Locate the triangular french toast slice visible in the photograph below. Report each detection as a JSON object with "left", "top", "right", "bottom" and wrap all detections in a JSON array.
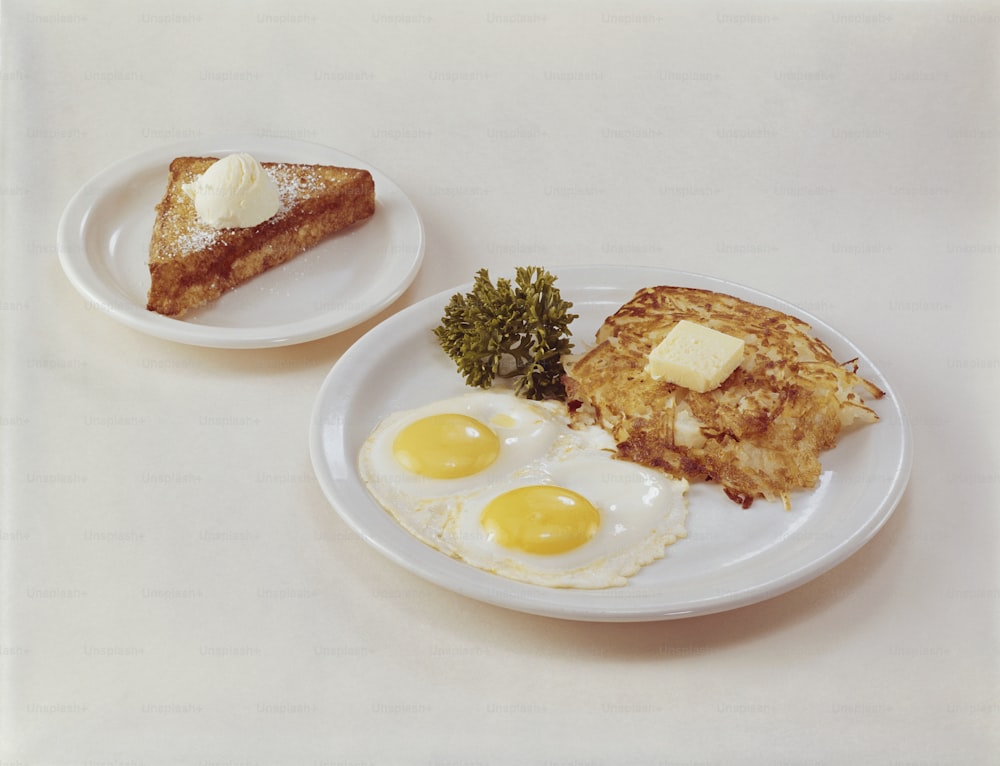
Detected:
[{"left": 147, "top": 156, "right": 375, "bottom": 317}]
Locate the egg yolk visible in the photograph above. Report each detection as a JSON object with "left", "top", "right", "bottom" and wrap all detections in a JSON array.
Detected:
[
  {"left": 392, "top": 414, "right": 501, "bottom": 479},
  {"left": 480, "top": 485, "right": 600, "bottom": 555}
]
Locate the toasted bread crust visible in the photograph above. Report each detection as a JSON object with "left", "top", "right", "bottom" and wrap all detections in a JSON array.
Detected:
[
  {"left": 147, "top": 156, "right": 375, "bottom": 316},
  {"left": 565, "top": 286, "right": 884, "bottom": 508}
]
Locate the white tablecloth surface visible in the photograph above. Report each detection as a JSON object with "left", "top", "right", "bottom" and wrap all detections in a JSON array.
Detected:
[{"left": 2, "top": 1, "right": 998, "bottom": 763}]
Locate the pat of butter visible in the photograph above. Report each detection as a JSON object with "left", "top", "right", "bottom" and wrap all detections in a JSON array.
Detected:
[{"left": 646, "top": 320, "right": 745, "bottom": 393}]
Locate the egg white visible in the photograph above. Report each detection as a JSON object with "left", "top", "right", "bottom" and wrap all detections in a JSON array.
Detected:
[
  {"left": 358, "top": 391, "right": 569, "bottom": 548},
  {"left": 439, "top": 437, "right": 689, "bottom": 589},
  {"left": 358, "top": 390, "right": 689, "bottom": 589}
]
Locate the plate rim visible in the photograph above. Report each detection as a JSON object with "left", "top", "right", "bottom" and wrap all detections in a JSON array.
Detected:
[
  {"left": 309, "top": 264, "right": 913, "bottom": 622},
  {"left": 56, "top": 134, "right": 425, "bottom": 348}
]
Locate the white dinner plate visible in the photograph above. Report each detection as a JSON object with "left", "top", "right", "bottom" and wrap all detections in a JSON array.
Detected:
[
  {"left": 309, "top": 266, "right": 911, "bottom": 622},
  {"left": 57, "top": 135, "right": 424, "bottom": 348}
]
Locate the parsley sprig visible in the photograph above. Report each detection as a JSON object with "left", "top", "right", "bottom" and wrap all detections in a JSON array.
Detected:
[{"left": 433, "top": 267, "right": 577, "bottom": 400}]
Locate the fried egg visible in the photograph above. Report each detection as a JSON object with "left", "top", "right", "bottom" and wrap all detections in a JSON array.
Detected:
[
  {"left": 359, "top": 391, "right": 566, "bottom": 506},
  {"left": 358, "top": 390, "right": 688, "bottom": 589}
]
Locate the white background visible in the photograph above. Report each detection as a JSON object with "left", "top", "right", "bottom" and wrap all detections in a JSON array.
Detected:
[{"left": 2, "top": 1, "right": 998, "bottom": 763}]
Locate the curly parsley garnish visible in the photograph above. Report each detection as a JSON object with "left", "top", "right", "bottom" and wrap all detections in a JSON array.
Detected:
[{"left": 433, "top": 267, "right": 577, "bottom": 400}]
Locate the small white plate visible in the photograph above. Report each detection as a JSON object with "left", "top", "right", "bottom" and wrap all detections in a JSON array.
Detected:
[
  {"left": 309, "top": 266, "right": 912, "bottom": 622},
  {"left": 57, "top": 135, "right": 424, "bottom": 348}
]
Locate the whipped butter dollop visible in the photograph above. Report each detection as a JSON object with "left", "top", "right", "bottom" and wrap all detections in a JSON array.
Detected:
[{"left": 182, "top": 153, "right": 280, "bottom": 229}]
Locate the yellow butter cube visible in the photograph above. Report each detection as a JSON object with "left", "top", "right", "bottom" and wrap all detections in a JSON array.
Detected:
[{"left": 646, "top": 320, "right": 745, "bottom": 393}]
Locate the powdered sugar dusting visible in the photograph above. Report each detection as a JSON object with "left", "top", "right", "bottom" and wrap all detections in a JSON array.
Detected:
[
  {"left": 157, "top": 163, "right": 336, "bottom": 260},
  {"left": 270, "top": 163, "right": 330, "bottom": 207},
  {"left": 172, "top": 222, "right": 222, "bottom": 257}
]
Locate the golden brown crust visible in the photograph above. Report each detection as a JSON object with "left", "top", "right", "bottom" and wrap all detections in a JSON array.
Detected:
[
  {"left": 146, "top": 156, "right": 375, "bottom": 316},
  {"left": 564, "top": 286, "right": 884, "bottom": 508}
]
